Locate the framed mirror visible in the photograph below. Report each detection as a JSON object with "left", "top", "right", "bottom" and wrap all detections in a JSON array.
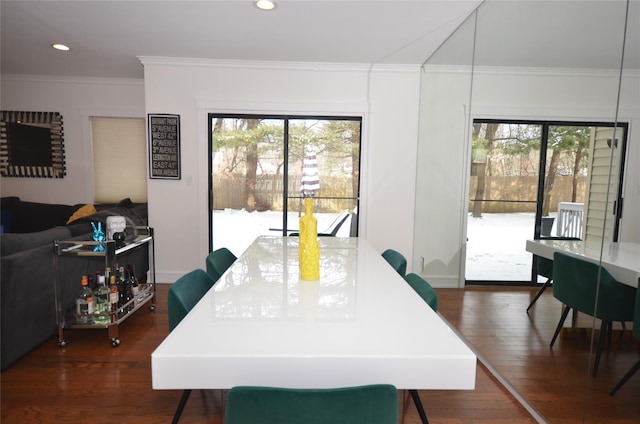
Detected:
[{"left": 0, "top": 111, "right": 66, "bottom": 178}]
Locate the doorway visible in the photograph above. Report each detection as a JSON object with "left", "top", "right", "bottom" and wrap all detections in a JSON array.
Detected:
[
  {"left": 465, "top": 120, "right": 627, "bottom": 284},
  {"left": 208, "top": 114, "right": 362, "bottom": 256}
]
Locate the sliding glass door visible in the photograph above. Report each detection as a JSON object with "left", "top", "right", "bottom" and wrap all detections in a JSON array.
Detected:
[
  {"left": 466, "top": 120, "right": 627, "bottom": 283},
  {"left": 209, "top": 114, "right": 361, "bottom": 256}
]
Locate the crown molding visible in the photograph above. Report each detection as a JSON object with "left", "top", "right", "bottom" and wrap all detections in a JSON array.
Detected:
[
  {"left": 422, "top": 64, "right": 640, "bottom": 78},
  {"left": 1, "top": 74, "right": 144, "bottom": 85},
  {"left": 137, "top": 56, "right": 420, "bottom": 73}
]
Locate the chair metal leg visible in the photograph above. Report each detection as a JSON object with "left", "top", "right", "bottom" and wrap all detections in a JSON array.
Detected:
[
  {"left": 550, "top": 305, "right": 571, "bottom": 348},
  {"left": 409, "top": 389, "right": 429, "bottom": 424},
  {"left": 593, "top": 320, "right": 608, "bottom": 378},
  {"left": 610, "top": 358, "right": 640, "bottom": 395},
  {"left": 526, "top": 278, "right": 552, "bottom": 312},
  {"left": 172, "top": 389, "right": 192, "bottom": 424}
]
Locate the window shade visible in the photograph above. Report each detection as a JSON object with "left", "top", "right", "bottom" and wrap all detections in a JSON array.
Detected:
[{"left": 91, "top": 117, "right": 147, "bottom": 203}]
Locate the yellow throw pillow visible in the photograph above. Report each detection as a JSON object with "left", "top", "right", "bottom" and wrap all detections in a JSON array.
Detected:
[{"left": 66, "top": 204, "right": 97, "bottom": 224}]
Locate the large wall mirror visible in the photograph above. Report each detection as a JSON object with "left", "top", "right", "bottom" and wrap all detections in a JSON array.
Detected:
[{"left": 415, "top": 0, "right": 638, "bottom": 421}]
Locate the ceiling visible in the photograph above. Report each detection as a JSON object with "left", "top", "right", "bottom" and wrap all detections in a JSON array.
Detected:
[
  {"left": 2, "top": 1, "right": 637, "bottom": 81},
  {"left": 0, "top": 0, "right": 482, "bottom": 80}
]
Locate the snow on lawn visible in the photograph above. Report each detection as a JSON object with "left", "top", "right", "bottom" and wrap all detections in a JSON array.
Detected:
[
  {"left": 212, "top": 208, "right": 351, "bottom": 257},
  {"left": 214, "top": 208, "right": 547, "bottom": 282}
]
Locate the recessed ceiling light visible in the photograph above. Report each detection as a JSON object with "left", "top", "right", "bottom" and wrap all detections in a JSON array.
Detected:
[
  {"left": 52, "top": 43, "right": 71, "bottom": 51},
  {"left": 255, "top": 1, "right": 276, "bottom": 11}
]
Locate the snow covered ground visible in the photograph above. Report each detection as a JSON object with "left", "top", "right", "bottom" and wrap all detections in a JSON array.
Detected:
[
  {"left": 213, "top": 209, "right": 549, "bottom": 282},
  {"left": 212, "top": 208, "right": 353, "bottom": 257}
]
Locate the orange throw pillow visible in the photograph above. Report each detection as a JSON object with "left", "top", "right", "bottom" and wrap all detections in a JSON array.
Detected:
[{"left": 66, "top": 204, "right": 97, "bottom": 224}]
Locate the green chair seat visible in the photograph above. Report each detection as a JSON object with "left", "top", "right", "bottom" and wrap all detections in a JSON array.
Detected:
[
  {"left": 610, "top": 277, "right": 640, "bottom": 395},
  {"left": 167, "top": 268, "right": 217, "bottom": 422},
  {"left": 225, "top": 385, "right": 398, "bottom": 424},
  {"left": 550, "top": 252, "right": 636, "bottom": 378}
]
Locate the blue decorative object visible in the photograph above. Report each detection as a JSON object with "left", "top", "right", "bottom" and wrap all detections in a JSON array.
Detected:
[{"left": 91, "top": 222, "right": 106, "bottom": 252}]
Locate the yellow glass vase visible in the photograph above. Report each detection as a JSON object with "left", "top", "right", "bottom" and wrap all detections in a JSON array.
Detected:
[{"left": 299, "top": 198, "right": 320, "bottom": 280}]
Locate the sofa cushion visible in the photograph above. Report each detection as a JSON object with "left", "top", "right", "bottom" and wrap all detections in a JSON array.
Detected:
[
  {"left": 0, "top": 226, "right": 71, "bottom": 257},
  {"left": 11, "top": 201, "right": 74, "bottom": 233}
]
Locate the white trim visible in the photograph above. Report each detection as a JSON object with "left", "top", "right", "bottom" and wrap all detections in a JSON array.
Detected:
[
  {"left": 471, "top": 106, "right": 633, "bottom": 123},
  {"left": 196, "top": 99, "right": 368, "bottom": 117},
  {"left": 195, "top": 99, "right": 370, "bottom": 263},
  {"left": 0, "top": 74, "right": 143, "bottom": 86},
  {"left": 421, "top": 275, "right": 461, "bottom": 289},
  {"left": 422, "top": 64, "right": 640, "bottom": 78},
  {"left": 139, "top": 56, "right": 419, "bottom": 73}
]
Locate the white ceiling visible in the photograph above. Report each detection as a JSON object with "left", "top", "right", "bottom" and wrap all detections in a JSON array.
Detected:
[
  {"left": 1, "top": 1, "right": 637, "bottom": 81},
  {"left": 0, "top": 0, "right": 482, "bottom": 79}
]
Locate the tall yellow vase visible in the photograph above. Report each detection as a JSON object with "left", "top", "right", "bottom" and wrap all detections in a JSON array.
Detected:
[{"left": 299, "top": 198, "right": 320, "bottom": 280}]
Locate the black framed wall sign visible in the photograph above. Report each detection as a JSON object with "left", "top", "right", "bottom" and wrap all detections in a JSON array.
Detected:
[
  {"left": 0, "top": 111, "right": 66, "bottom": 178},
  {"left": 148, "top": 113, "right": 181, "bottom": 179}
]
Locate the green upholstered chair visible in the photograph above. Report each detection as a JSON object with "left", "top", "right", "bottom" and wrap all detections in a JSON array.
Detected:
[
  {"left": 550, "top": 252, "right": 636, "bottom": 378},
  {"left": 381, "top": 249, "right": 407, "bottom": 277},
  {"left": 403, "top": 272, "right": 438, "bottom": 424},
  {"left": 167, "top": 269, "right": 217, "bottom": 423},
  {"left": 205, "top": 247, "right": 237, "bottom": 281},
  {"left": 610, "top": 278, "right": 640, "bottom": 395},
  {"left": 527, "top": 236, "right": 580, "bottom": 312},
  {"left": 404, "top": 273, "right": 438, "bottom": 313},
  {"left": 224, "top": 385, "right": 398, "bottom": 424}
]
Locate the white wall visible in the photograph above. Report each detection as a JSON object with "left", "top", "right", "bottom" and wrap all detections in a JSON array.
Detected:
[
  {"left": 414, "top": 66, "right": 640, "bottom": 287},
  {"left": 141, "top": 59, "right": 421, "bottom": 283},
  {"left": 1, "top": 65, "right": 421, "bottom": 284},
  {"left": 0, "top": 75, "right": 145, "bottom": 205}
]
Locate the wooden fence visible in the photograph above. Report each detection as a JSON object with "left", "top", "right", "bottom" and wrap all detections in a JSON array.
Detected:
[
  {"left": 214, "top": 173, "right": 585, "bottom": 214},
  {"left": 468, "top": 175, "right": 586, "bottom": 213},
  {"left": 212, "top": 173, "right": 356, "bottom": 213}
]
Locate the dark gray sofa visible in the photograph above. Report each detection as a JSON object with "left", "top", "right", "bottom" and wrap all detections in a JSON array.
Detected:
[{"left": 0, "top": 197, "right": 149, "bottom": 371}]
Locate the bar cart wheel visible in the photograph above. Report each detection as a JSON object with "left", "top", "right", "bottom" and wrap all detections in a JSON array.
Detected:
[
  {"left": 150, "top": 304, "right": 156, "bottom": 311},
  {"left": 58, "top": 339, "right": 69, "bottom": 347},
  {"left": 111, "top": 338, "right": 121, "bottom": 347}
]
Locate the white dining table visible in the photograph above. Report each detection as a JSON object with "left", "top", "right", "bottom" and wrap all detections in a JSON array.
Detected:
[
  {"left": 526, "top": 239, "right": 640, "bottom": 288},
  {"left": 152, "top": 236, "right": 476, "bottom": 391}
]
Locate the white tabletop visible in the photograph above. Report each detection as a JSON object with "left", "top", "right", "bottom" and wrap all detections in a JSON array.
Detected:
[
  {"left": 152, "top": 236, "right": 476, "bottom": 391},
  {"left": 526, "top": 239, "right": 640, "bottom": 288}
]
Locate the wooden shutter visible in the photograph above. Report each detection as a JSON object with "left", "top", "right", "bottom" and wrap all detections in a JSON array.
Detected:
[{"left": 582, "top": 126, "right": 623, "bottom": 244}]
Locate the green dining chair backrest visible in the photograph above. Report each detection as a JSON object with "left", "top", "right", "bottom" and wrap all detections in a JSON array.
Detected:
[
  {"left": 404, "top": 273, "right": 438, "bottom": 312},
  {"left": 225, "top": 385, "right": 398, "bottom": 424},
  {"left": 552, "top": 252, "right": 635, "bottom": 322},
  {"left": 168, "top": 269, "right": 216, "bottom": 332},
  {"left": 206, "top": 247, "right": 237, "bottom": 280},
  {"left": 536, "top": 237, "right": 580, "bottom": 279},
  {"left": 381, "top": 249, "right": 407, "bottom": 277}
]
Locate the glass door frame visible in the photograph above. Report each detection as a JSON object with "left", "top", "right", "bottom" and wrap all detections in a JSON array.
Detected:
[
  {"left": 207, "top": 113, "right": 363, "bottom": 253},
  {"left": 466, "top": 118, "right": 629, "bottom": 285}
]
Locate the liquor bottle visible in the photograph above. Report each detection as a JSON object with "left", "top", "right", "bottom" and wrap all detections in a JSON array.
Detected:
[
  {"left": 109, "top": 275, "right": 119, "bottom": 318},
  {"left": 76, "top": 276, "right": 95, "bottom": 324},
  {"left": 128, "top": 264, "right": 140, "bottom": 305},
  {"left": 117, "top": 266, "right": 131, "bottom": 315},
  {"left": 93, "top": 271, "right": 110, "bottom": 325}
]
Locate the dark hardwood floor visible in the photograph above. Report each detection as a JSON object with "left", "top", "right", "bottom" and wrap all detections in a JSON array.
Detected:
[{"left": 1, "top": 284, "right": 638, "bottom": 423}]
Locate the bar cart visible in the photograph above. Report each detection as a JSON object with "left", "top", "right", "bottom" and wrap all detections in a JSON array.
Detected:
[{"left": 53, "top": 226, "right": 155, "bottom": 347}]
